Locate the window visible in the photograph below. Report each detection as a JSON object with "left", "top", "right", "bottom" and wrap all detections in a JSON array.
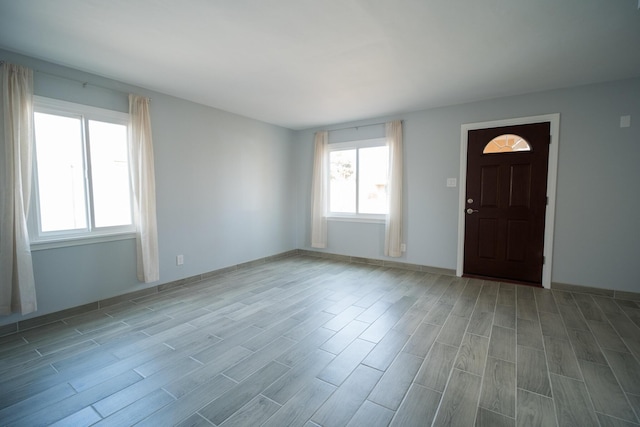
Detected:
[
  {"left": 30, "top": 97, "right": 134, "bottom": 244},
  {"left": 483, "top": 134, "right": 531, "bottom": 154},
  {"left": 329, "top": 138, "right": 389, "bottom": 218}
]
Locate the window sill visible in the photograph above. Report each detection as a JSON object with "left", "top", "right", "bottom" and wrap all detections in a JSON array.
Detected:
[
  {"left": 327, "top": 215, "right": 386, "bottom": 224},
  {"left": 31, "top": 232, "right": 136, "bottom": 251}
]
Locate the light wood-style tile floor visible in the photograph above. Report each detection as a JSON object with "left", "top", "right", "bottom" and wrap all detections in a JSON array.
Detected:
[{"left": 1, "top": 255, "right": 640, "bottom": 426}]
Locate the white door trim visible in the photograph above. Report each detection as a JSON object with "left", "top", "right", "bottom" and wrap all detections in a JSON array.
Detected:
[{"left": 456, "top": 114, "right": 560, "bottom": 288}]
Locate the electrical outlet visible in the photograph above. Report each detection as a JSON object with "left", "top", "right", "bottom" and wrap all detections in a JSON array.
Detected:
[
  {"left": 176, "top": 254, "right": 184, "bottom": 265},
  {"left": 400, "top": 243, "right": 406, "bottom": 252}
]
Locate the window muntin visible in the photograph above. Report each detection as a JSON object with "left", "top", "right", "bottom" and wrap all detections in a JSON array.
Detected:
[
  {"left": 483, "top": 134, "right": 531, "bottom": 154},
  {"left": 328, "top": 138, "right": 388, "bottom": 218},
  {"left": 31, "top": 97, "right": 134, "bottom": 243}
]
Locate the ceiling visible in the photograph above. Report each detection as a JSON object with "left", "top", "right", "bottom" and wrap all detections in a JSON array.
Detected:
[{"left": 1, "top": 0, "right": 639, "bottom": 130}]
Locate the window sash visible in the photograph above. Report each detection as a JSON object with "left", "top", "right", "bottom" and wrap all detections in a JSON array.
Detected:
[
  {"left": 30, "top": 97, "right": 134, "bottom": 244},
  {"left": 33, "top": 111, "right": 89, "bottom": 233}
]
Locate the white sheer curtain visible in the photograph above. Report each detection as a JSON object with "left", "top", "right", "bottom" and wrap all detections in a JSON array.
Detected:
[
  {"left": 0, "top": 62, "right": 37, "bottom": 315},
  {"left": 385, "top": 120, "right": 403, "bottom": 257},
  {"left": 129, "top": 94, "right": 160, "bottom": 283},
  {"left": 310, "top": 130, "right": 328, "bottom": 248}
]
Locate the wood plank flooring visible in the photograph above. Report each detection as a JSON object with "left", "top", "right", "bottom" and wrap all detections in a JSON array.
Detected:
[{"left": 1, "top": 255, "right": 640, "bottom": 426}]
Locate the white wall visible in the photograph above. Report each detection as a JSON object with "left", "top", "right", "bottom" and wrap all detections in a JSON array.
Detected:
[
  {"left": 0, "top": 50, "right": 297, "bottom": 326},
  {"left": 295, "top": 78, "right": 640, "bottom": 293}
]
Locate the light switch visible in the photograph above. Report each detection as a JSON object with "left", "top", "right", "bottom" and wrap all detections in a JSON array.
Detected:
[
  {"left": 620, "top": 115, "right": 631, "bottom": 128},
  {"left": 446, "top": 178, "right": 457, "bottom": 187}
]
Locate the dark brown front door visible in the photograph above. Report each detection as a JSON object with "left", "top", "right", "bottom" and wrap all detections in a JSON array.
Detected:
[{"left": 463, "top": 122, "right": 550, "bottom": 285}]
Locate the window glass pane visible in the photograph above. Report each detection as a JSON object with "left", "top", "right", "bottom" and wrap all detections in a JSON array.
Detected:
[
  {"left": 88, "top": 120, "right": 132, "bottom": 228},
  {"left": 330, "top": 149, "right": 356, "bottom": 213},
  {"left": 483, "top": 134, "right": 531, "bottom": 153},
  {"left": 34, "top": 112, "right": 87, "bottom": 232},
  {"left": 358, "top": 146, "right": 389, "bottom": 214}
]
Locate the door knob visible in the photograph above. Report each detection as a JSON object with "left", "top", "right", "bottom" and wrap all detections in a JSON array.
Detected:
[{"left": 466, "top": 208, "right": 479, "bottom": 214}]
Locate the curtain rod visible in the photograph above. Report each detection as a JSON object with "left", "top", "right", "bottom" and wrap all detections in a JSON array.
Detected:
[
  {"left": 36, "top": 69, "right": 134, "bottom": 98},
  {"left": 1, "top": 59, "right": 149, "bottom": 100},
  {"left": 327, "top": 120, "right": 403, "bottom": 133}
]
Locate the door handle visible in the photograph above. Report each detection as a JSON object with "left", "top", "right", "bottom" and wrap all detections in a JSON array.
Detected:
[{"left": 466, "top": 208, "right": 479, "bottom": 214}]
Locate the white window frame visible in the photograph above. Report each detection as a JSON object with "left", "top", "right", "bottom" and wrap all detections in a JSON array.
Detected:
[
  {"left": 29, "top": 96, "right": 135, "bottom": 249},
  {"left": 327, "top": 137, "right": 388, "bottom": 223}
]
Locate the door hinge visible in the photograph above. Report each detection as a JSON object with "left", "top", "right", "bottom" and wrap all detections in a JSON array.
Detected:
[
  {"left": 543, "top": 256, "right": 546, "bottom": 265},
  {"left": 546, "top": 196, "right": 549, "bottom": 205},
  {"left": 549, "top": 135, "right": 552, "bottom": 144}
]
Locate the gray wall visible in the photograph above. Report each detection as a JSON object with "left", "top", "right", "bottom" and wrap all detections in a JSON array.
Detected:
[
  {"left": 1, "top": 48, "right": 638, "bottom": 327},
  {"left": 295, "top": 78, "right": 640, "bottom": 293},
  {"left": 0, "top": 50, "right": 297, "bottom": 326}
]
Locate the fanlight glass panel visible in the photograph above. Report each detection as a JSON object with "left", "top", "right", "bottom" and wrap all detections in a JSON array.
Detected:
[{"left": 483, "top": 134, "right": 531, "bottom": 154}]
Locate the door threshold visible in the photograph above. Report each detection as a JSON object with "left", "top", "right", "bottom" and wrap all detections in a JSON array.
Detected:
[{"left": 462, "top": 273, "right": 542, "bottom": 288}]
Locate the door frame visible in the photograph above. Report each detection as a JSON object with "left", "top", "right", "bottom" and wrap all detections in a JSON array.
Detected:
[{"left": 456, "top": 114, "right": 560, "bottom": 288}]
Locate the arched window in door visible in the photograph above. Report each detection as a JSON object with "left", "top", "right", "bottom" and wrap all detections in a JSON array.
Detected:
[{"left": 483, "top": 134, "right": 531, "bottom": 154}]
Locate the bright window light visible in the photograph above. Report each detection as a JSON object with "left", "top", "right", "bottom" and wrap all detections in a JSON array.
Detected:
[
  {"left": 88, "top": 120, "right": 132, "bottom": 228},
  {"left": 34, "top": 112, "right": 87, "bottom": 232},
  {"left": 358, "top": 146, "right": 388, "bottom": 214},
  {"left": 31, "top": 97, "right": 134, "bottom": 243},
  {"left": 329, "top": 149, "right": 356, "bottom": 213},
  {"left": 329, "top": 139, "right": 389, "bottom": 217}
]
